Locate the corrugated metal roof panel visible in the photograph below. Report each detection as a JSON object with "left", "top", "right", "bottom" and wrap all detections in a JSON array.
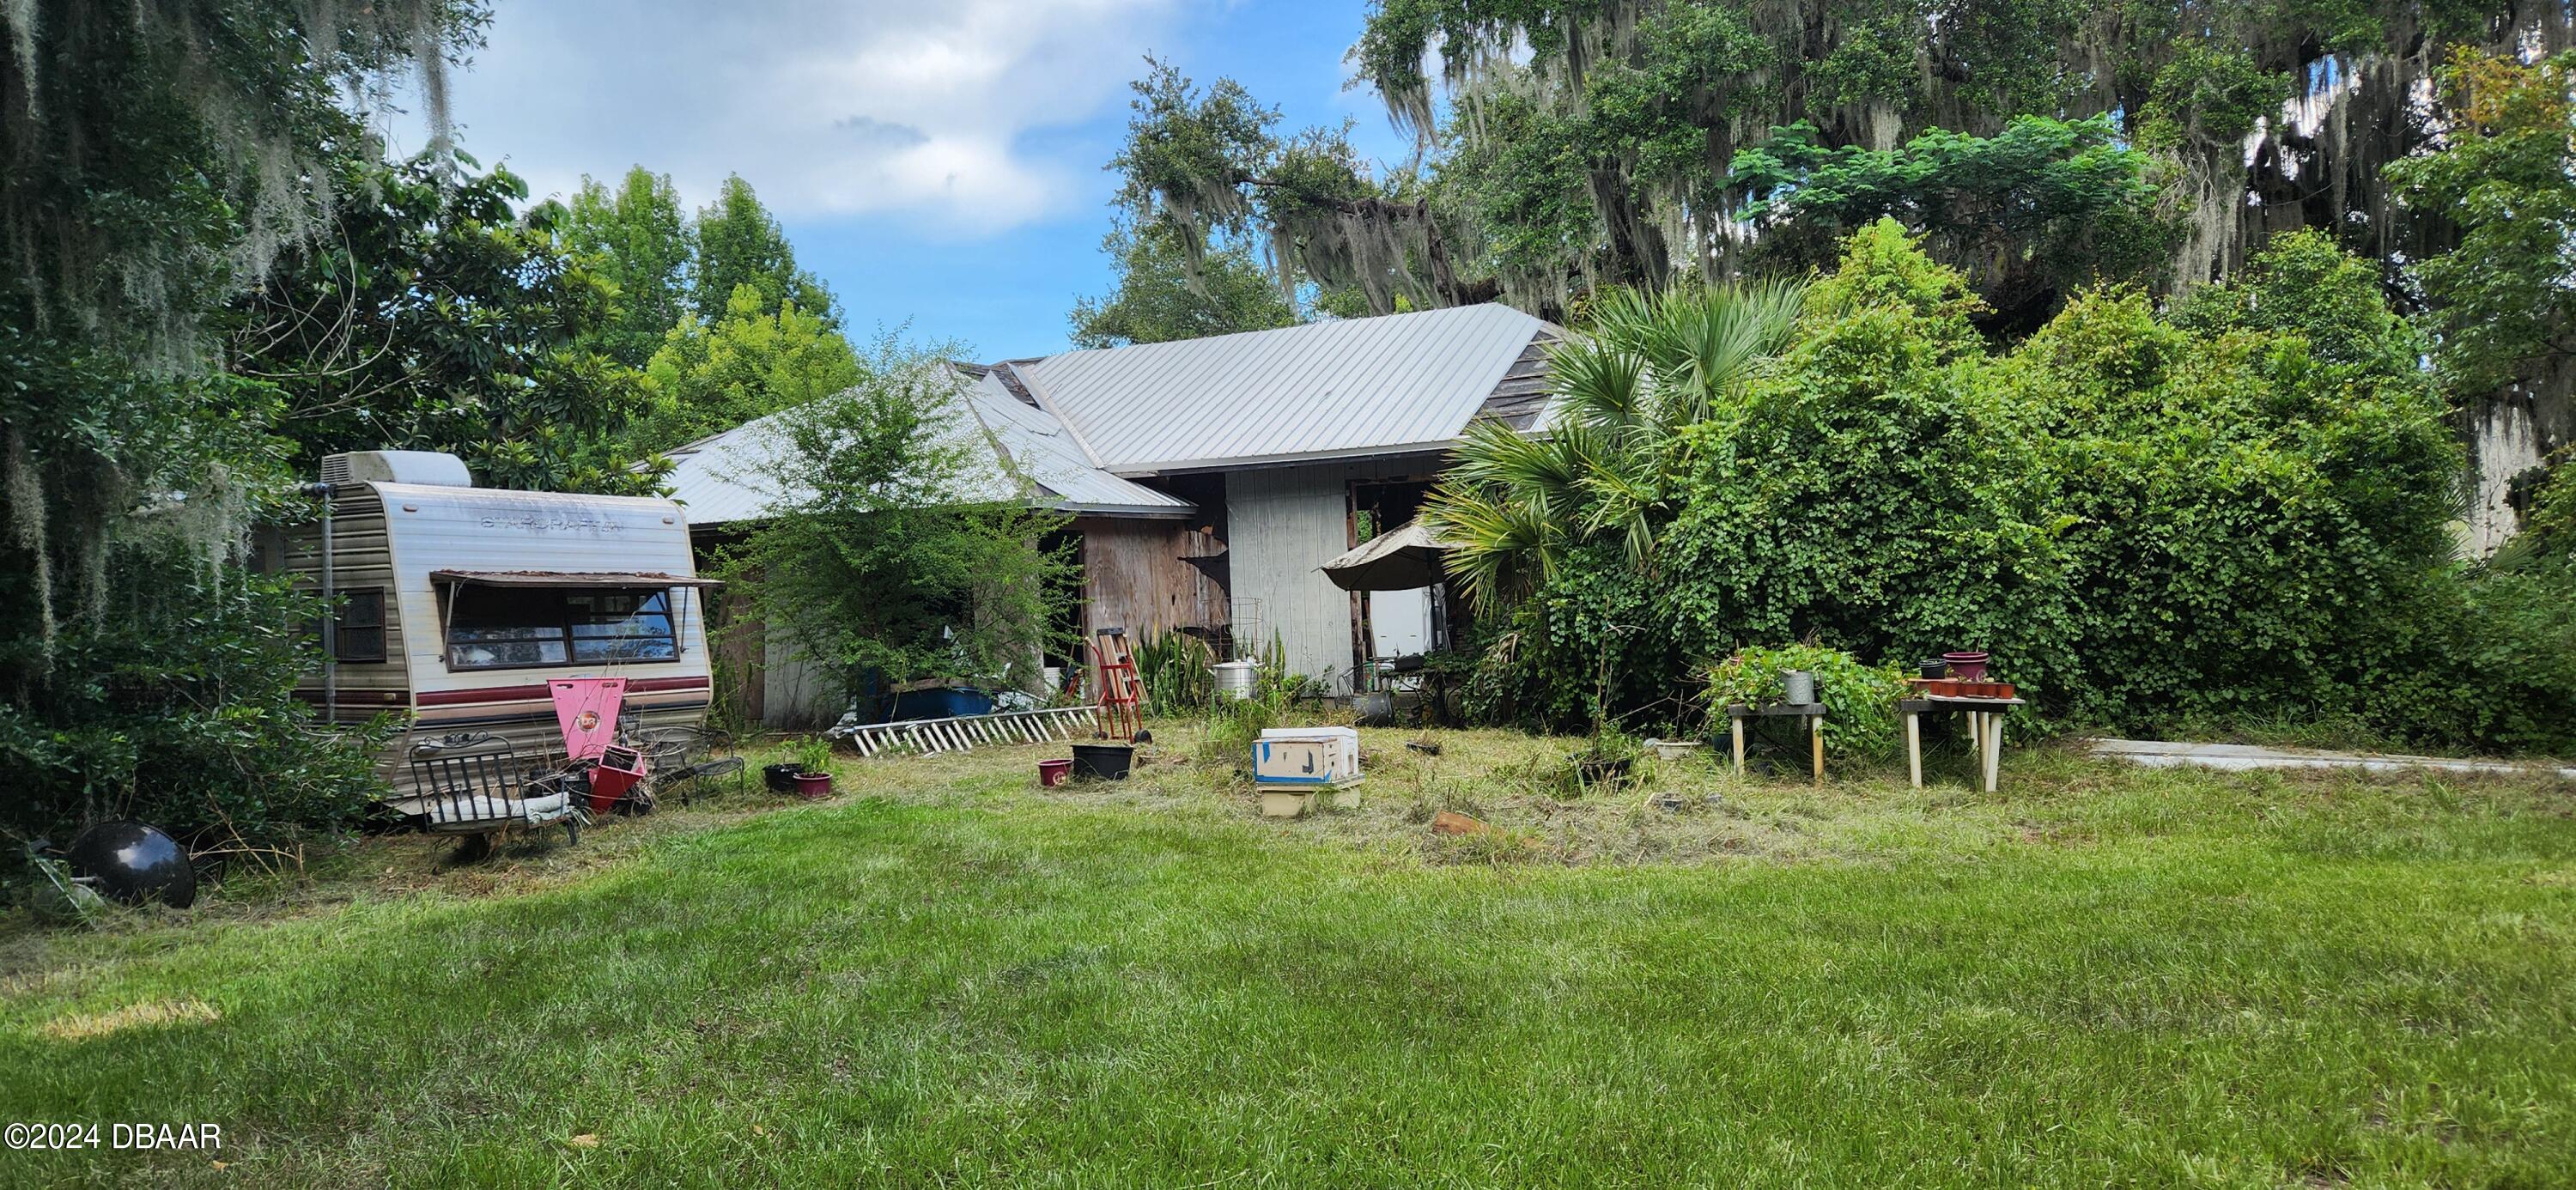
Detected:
[
  {"left": 1018, "top": 303, "right": 1556, "bottom": 473},
  {"left": 661, "top": 373, "right": 1192, "bottom": 527}
]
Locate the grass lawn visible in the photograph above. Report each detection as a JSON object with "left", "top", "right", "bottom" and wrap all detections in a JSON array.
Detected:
[{"left": 3, "top": 724, "right": 2573, "bottom": 1187}]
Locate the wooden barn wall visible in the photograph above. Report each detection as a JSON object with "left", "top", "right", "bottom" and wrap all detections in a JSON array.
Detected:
[
  {"left": 1224, "top": 456, "right": 1439, "bottom": 693},
  {"left": 1077, "top": 516, "right": 1227, "bottom": 645}
]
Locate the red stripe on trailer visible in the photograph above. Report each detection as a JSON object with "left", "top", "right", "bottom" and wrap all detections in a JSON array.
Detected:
[{"left": 416, "top": 676, "right": 712, "bottom": 707}]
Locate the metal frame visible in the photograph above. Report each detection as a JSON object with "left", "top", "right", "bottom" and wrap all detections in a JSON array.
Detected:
[
  {"left": 829, "top": 707, "right": 1100, "bottom": 757},
  {"left": 400, "top": 732, "right": 586, "bottom": 841}
]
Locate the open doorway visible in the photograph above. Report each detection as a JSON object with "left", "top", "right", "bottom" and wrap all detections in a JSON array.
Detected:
[{"left": 1348, "top": 477, "right": 1452, "bottom": 675}]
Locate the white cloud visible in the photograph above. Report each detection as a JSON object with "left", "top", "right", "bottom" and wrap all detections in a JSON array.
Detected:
[{"left": 396, "top": 0, "right": 1185, "bottom": 234}]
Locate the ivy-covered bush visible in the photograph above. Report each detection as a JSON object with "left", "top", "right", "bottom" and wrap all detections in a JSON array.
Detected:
[
  {"left": 2002, "top": 232, "right": 2461, "bottom": 733},
  {"left": 1454, "top": 221, "right": 2576, "bottom": 754},
  {"left": 1659, "top": 226, "right": 2079, "bottom": 711}
]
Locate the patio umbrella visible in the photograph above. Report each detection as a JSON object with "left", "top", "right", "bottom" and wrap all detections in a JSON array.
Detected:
[{"left": 1322, "top": 517, "right": 1449, "bottom": 592}]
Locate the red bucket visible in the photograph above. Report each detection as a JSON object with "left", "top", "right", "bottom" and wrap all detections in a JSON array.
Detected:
[
  {"left": 1038, "top": 758, "right": 1073, "bottom": 787},
  {"left": 586, "top": 745, "right": 647, "bottom": 813}
]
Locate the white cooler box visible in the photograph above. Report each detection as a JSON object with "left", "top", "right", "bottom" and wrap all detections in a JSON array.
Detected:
[{"left": 1253, "top": 727, "right": 1363, "bottom": 786}]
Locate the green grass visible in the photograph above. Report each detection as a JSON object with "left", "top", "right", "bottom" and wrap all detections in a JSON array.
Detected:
[{"left": 3, "top": 726, "right": 2573, "bottom": 1187}]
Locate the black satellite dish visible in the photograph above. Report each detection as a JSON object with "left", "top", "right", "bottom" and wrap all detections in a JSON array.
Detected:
[{"left": 66, "top": 820, "right": 198, "bottom": 909}]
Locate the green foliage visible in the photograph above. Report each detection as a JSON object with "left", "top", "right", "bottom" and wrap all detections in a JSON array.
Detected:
[
  {"left": 1732, "top": 117, "right": 2175, "bottom": 326},
  {"left": 2, "top": 0, "right": 467, "bottom": 847},
  {"left": 1704, "top": 645, "right": 1908, "bottom": 762},
  {"left": 635, "top": 286, "right": 864, "bottom": 453},
  {"left": 1069, "top": 222, "right": 1299, "bottom": 349},
  {"left": 1134, "top": 631, "right": 1217, "bottom": 713},
  {"left": 1352, "top": 0, "right": 2518, "bottom": 322},
  {"left": 1426, "top": 277, "right": 1806, "bottom": 610},
  {"left": 0, "top": 541, "right": 395, "bottom": 851},
  {"left": 2516, "top": 461, "right": 2576, "bottom": 564},
  {"left": 691, "top": 174, "right": 835, "bottom": 325},
  {"left": 1454, "top": 222, "right": 2561, "bottom": 751},
  {"left": 562, "top": 167, "right": 696, "bottom": 368},
  {"left": 714, "top": 337, "right": 1074, "bottom": 713},
  {"left": 2138, "top": 46, "right": 2293, "bottom": 150},
  {"left": 1199, "top": 659, "right": 1309, "bottom": 766},
  {"left": 1109, "top": 57, "right": 1486, "bottom": 315},
  {"left": 2386, "top": 49, "right": 2576, "bottom": 396},
  {"left": 237, "top": 148, "right": 663, "bottom": 495},
  {"left": 1660, "top": 234, "right": 2071, "bottom": 706},
  {"left": 787, "top": 736, "right": 834, "bottom": 775}
]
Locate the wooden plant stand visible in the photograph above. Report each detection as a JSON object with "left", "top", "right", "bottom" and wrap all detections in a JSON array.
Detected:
[
  {"left": 1899, "top": 695, "right": 2028, "bottom": 792},
  {"left": 1724, "top": 702, "right": 1826, "bottom": 783}
]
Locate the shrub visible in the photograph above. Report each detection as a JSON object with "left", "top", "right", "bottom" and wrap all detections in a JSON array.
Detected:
[
  {"left": 1704, "top": 645, "right": 1909, "bottom": 762},
  {"left": 0, "top": 550, "right": 392, "bottom": 853},
  {"left": 1449, "top": 222, "right": 2573, "bottom": 754}
]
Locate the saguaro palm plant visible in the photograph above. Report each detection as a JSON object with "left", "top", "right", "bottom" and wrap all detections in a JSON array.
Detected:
[{"left": 1425, "top": 281, "right": 1807, "bottom": 612}]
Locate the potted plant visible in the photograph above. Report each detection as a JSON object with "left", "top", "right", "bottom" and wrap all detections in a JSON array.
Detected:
[{"left": 787, "top": 737, "right": 835, "bottom": 798}]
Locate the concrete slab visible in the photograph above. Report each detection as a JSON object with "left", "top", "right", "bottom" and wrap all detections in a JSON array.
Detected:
[{"left": 2078, "top": 738, "right": 2576, "bottom": 780}]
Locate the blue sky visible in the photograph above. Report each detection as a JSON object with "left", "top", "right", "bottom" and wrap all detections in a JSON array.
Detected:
[{"left": 413, "top": 1, "right": 1413, "bottom": 361}]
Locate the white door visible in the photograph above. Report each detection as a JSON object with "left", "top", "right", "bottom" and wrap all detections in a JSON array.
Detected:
[{"left": 1368, "top": 586, "right": 1435, "bottom": 659}]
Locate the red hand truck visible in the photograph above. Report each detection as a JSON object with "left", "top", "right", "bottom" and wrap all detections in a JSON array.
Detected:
[{"left": 1091, "top": 627, "right": 1152, "bottom": 744}]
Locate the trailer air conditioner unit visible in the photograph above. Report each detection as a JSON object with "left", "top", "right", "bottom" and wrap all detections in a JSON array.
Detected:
[{"left": 319, "top": 450, "right": 474, "bottom": 488}]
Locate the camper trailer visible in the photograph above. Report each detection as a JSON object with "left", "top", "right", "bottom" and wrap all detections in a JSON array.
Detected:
[{"left": 280, "top": 451, "right": 716, "bottom": 807}]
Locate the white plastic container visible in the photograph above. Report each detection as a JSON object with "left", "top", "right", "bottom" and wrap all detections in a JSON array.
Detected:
[{"left": 1253, "top": 727, "right": 1362, "bottom": 786}]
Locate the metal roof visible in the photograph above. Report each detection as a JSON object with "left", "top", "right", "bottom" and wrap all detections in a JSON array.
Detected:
[
  {"left": 1012, "top": 303, "right": 1558, "bottom": 474},
  {"left": 429, "top": 569, "right": 722, "bottom": 589},
  {"left": 956, "top": 372, "right": 1192, "bottom": 515},
  {"left": 660, "top": 371, "right": 1193, "bottom": 527}
]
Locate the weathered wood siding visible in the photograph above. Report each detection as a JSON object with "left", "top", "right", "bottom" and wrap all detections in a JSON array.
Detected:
[
  {"left": 1225, "top": 457, "right": 1438, "bottom": 692},
  {"left": 1077, "top": 516, "right": 1227, "bottom": 643},
  {"left": 758, "top": 632, "right": 839, "bottom": 729},
  {"left": 282, "top": 486, "right": 413, "bottom": 725}
]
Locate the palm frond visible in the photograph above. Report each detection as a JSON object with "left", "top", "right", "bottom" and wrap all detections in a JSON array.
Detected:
[
  {"left": 1424, "top": 280, "right": 1804, "bottom": 609},
  {"left": 1546, "top": 337, "right": 1649, "bottom": 440}
]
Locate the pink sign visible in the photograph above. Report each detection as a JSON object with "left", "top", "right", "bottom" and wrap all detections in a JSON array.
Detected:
[{"left": 550, "top": 677, "right": 628, "bottom": 762}]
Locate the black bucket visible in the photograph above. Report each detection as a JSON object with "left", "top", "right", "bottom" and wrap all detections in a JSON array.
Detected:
[
  {"left": 762, "top": 763, "right": 802, "bottom": 793},
  {"left": 1071, "top": 742, "right": 1133, "bottom": 781}
]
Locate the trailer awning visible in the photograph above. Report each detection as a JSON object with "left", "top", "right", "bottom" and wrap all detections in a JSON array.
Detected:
[
  {"left": 431, "top": 569, "right": 723, "bottom": 589},
  {"left": 1321, "top": 518, "right": 1449, "bottom": 592}
]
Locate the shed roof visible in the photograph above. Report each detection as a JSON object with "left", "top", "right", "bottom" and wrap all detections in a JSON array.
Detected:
[{"left": 1004, "top": 303, "right": 1559, "bottom": 474}]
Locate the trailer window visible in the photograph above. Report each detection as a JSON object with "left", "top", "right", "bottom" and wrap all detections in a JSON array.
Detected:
[
  {"left": 335, "top": 589, "right": 386, "bottom": 664},
  {"left": 568, "top": 591, "right": 678, "bottom": 663},
  {"left": 446, "top": 586, "right": 677, "bottom": 670}
]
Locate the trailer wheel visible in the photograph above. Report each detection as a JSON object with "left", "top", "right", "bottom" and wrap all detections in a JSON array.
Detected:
[{"left": 563, "top": 818, "right": 580, "bottom": 847}]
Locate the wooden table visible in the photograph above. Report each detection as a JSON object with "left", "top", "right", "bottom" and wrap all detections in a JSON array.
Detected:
[
  {"left": 1724, "top": 702, "right": 1826, "bottom": 783},
  {"left": 1899, "top": 695, "right": 2028, "bottom": 792}
]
